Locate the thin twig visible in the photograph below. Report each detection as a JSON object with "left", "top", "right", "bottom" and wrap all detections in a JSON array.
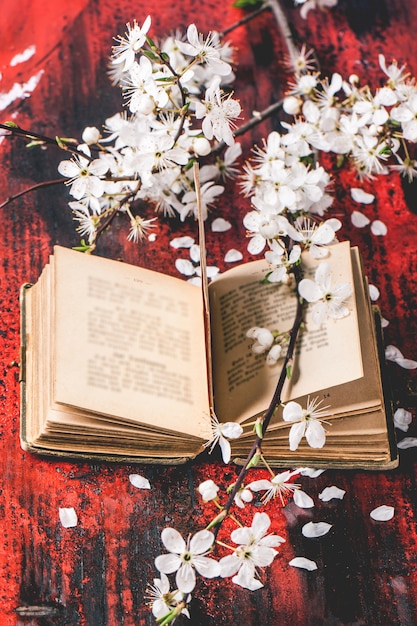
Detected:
[
  {"left": 213, "top": 266, "right": 305, "bottom": 538},
  {"left": 0, "top": 179, "right": 64, "bottom": 209},
  {"left": 220, "top": 3, "right": 270, "bottom": 37}
]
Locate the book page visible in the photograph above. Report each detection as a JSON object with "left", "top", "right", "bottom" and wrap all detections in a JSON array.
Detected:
[
  {"left": 209, "top": 242, "right": 363, "bottom": 423},
  {"left": 53, "top": 247, "right": 211, "bottom": 439}
]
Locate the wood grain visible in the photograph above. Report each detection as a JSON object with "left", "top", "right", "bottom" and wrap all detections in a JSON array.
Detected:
[{"left": 1, "top": 1, "right": 417, "bottom": 624}]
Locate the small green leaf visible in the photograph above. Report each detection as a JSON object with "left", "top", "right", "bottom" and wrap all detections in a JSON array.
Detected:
[
  {"left": 4, "top": 120, "right": 19, "bottom": 128},
  {"left": 26, "top": 140, "right": 45, "bottom": 148},
  {"left": 247, "top": 453, "right": 261, "bottom": 469},
  {"left": 233, "top": 0, "right": 264, "bottom": 8},
  {"left": 286, "top": 364, "right": 292, "bottom": 379},
  {"left": 206, "top": 510, "right": 227, "bottom": 529},
  {"left": 254, "top": 418, "right": 264, "bottom": 439},
  {"left": 142, "top": 49, "right": 159, "bottom": 62}
]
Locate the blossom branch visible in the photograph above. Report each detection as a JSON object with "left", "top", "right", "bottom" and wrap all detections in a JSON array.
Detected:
[{"left": 212, "top": 263, "right": 305, "bottom": 538}]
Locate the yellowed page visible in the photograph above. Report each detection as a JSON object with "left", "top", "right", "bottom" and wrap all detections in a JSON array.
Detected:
[
  {"left": 53, "top": 246, "right": 211, "bottom": 439},
  {"left": 210, "top": 241, "right": 363, "bottom": 423}
]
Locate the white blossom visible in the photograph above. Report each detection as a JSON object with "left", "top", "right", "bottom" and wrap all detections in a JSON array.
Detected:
[
  {"left": 282, "top": 397, "right": 330, "bottom": 451},
  {"left": 219, "top": 513, "right": 285, "bottom": 590},
  {"left": 155, "top": 528, "right": 220, "bottom": 594},
  {"left": 204, "top": 414, "right": 243, "bottom": 463},
  {"left": 298, "top": 261, "right": 352, "bottom": 326}
]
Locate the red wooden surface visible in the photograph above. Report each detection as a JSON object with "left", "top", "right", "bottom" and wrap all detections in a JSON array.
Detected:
[{"left": 1, "top": 1, "right": 417, "bottom": 624}]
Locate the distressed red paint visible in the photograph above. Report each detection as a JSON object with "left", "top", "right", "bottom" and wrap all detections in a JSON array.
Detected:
[{"left": 1, "top": 1, "right": 417, "bottom": 624}]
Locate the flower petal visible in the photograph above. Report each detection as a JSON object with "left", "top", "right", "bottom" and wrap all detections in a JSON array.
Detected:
[
  {"left": 176, "top": 563, "right": 196, "bottom": 594},
  {"left": 302, "top": 521, "right": 332, "bottom": 538},
  {"left": 305, "top": 420, "right": 326, "bottom": 449},
  {"left": 370, "top": 220, "right": 388, "bottom": 236},
  {"left": 393, "top": 408, "right": 412, "bottom": 432},
  {"left": 129, "top": 474, "right": 151, "bottom": 489},
  {"left": 370, "top": 505, "right": 394, "bottom": 521},
  {"left": 351, "top": 188, "right": 375, "bottom": 204},
  {"left": 289, "top": 556, "right": 318, "bottom": 571},
  {"left": 189, "top": 529, "right": 215, "bottom": 555},
  {"left": 318, "top": 486, "right": 346, "bottom": 501},
  {"left": 161, "top": 527, "right": 186, "bottom": 554},
  {"left": 289, "top": 422, "right": 306, "bottom": 451},
  {"left": 293, "top": 489, "right": 314, "bottom": 509},
  {"left": 212, "top": 217, "right": 232, "bottom": 232},
  {"left": 219, "top": 554, "right": 241, "bottom": 578},
  {"left": 351, "top": 210, "right": 371, "bottom": 228},
  {"left": 193, "top": 555, "right": 221, "bottom": 579},
  {"left": 397, "top": 437, "right": 417, "bottom": 449},
  {"left": 221, "top": 422, "right": 243, "bottom": 439},
  {"left": 59, "top": 507, "right": 78, "bottom": 528},
  {"left": 155, "top": 553, "right": 182, "bottom": 574},
  {"left": 224, "top": 249, "right": 243, "bottom": 263}
]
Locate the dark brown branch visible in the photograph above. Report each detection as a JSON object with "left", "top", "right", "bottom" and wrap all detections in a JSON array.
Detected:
[{"left": 0, "top": 179, "right": 64, "bottom": 209}]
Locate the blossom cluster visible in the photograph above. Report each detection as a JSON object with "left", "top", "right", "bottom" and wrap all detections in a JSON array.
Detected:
[{"left": 57, "top": 17, "right": 242, "bottom": 246}]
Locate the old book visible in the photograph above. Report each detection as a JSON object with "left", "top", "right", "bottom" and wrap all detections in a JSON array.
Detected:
[{"left": 20, "top": 241, "right": 397, "bottom": 468}]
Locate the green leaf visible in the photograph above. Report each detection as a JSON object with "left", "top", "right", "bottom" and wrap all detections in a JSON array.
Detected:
[
  {"left": 206, "top": 510, "right": 227, "bottom": 529},
  {"left": 233, "top": 0, "right": 264, "bottom": 8},
  {"left": 142, "top": 49, "right": 160, "bottom": 62},
  {"left": 4, "top": 120, "right": 19, "bottom": 128},
  {"left": 25, "top": 140, "right": 45, "bottom": 148},
  {"left": 286, "top": 364, "right": 292, "bottom": 379}
]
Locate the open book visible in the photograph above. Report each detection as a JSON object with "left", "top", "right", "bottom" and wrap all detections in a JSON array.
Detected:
[{"left": 20, "top": 241, "right": 397, "bottom": 468}]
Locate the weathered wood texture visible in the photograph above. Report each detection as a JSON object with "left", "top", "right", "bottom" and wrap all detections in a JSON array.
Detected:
[{"left": 1, "top": 1, "right": 417, "bottom": 624}]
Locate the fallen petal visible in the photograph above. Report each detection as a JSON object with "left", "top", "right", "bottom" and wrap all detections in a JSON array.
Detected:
[
  {"left": 370, "top": 220, "right": 388, "bottom": 236},
  {"left": 129, "top": 474, "right": 151, "bottom": 489},
  {"left": 170, "top": 236, "right": 195, "bottom": 248},
  {"left": 59, "top": 507, "right": 78, "bottom": 528},
  {"left": 393, "top": 408, "right": 412, "bottom": 432},
  {"left": 397, "top": 437, "right": 417, "bottom": 449},
  {"left": 289, "top": 556, "right": 318, "bottom": 571},
  {"left": 211, "top": 217, "right": 232, "bottom": 232},
  {"left": 351, "top": 210, "right": 371, "bottom": 228},
  {"left": 351, "top": 187, "right": 375, "bottom": 204},
  {"left": 368, "top": 284, "right": 380, "bottom": 301},
  {"left": 293, "top": 489, "right": 314, "bottom": 509},
  {"left": 297, "top": 468, "right": 325, "bottom": 478},
  {"left": 302, "top": 521, "right": 332, "bottom": 538},
  {"left": 225, "top": 249, "right": 243, "bottom": 263},
  {"left": 318, "top": 486, "right": 346, "bottom": 501},
  {"left": 370, "top": 505, "right": 394, "bottom": 521}
]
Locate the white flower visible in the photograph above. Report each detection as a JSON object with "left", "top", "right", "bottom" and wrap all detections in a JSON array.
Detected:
[
  {"left": 195, "top": 83, "right": 241, "bottom": 146},
  {"left": 246, "top": 326, "right": 274, "bottom": 354},
  {"left": 285, "top": 217, "right": 341, "bottom": 258},
  {"left": 127, "top": 216, "right": 157, "bottom": 243},
  {"left": 219, "top": 512, "right": 285, "bottom": 590},
  {"left": 58, "top": 153, "right": 108, "bottom": 200},
  {"left": 234, "top": 485, "right": 253, "bottom": 509},
  {"left": 176, "top": 24, "right": 232, "bottom": 76},
  {"left": 248, "top": 469, "right": 301, "bottom": 505},
  {"left": 204, "top": 414, "right": 243, "bottom": 463},
  {"left": 298, "top": 261, "right": 352, "bottom": 326},
  {"left": 180, "top": 181, "right": 224, "bottom": 221},
  {"left": 111, "top": 16, "right": 152, "bottom": 71},
  {"left": 282, "top": 397, "right": 330, "bottom": 451},
  {"left": 198, "top": 479, "right": 219, "bottom": 502},
  {"left": 155, "top": 528, "right": 220, "bottom": 594},
  {"left": 147, "top": 572, "right": 188, "bottom": 620}
]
